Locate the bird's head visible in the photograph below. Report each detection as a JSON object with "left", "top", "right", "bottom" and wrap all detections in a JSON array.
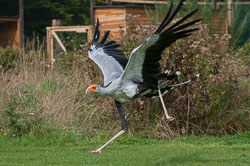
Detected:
[{"left": 86, "top": 84, "right": 99, "bottom": 94}]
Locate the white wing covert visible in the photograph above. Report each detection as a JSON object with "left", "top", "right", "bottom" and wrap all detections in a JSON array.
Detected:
[
  {"left": 88, "top": 19, "right": 128, "bottom": 86},
  {"left": 88, "top": 46, "right": 124, "bottom": 86}
]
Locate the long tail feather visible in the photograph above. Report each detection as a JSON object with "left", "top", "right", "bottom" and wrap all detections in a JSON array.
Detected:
[{"left": 167, "top": 74, "right": 199, "bottom": 87}]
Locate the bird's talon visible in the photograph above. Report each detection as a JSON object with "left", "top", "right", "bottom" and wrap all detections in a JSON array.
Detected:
[
  {"left": 166, "top": 116, "right": 175, "bottom": 121},
  {"left": 91, "top": 149, "right": 102, "bottom": 154}
]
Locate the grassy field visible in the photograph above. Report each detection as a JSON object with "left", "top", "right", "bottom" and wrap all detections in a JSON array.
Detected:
[{"left": 0, "top": 132, "right": 250, "bottom": 166}]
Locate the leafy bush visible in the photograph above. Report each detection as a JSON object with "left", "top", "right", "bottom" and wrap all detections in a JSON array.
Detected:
[{"left": 119, "top": 14, "right": 250, "bottom": 138}]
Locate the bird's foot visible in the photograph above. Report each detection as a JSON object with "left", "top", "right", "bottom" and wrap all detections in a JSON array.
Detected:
[
  {"left": 91, "top": 149, "right": 102, "bottom": 154},
  {"left": 166, "top": 116, "right": 175, "bottom": 121}
]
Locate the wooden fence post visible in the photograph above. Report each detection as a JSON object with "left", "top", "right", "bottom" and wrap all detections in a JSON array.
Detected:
[
  {"left": 46, "top": 25, "right": 92, "bottom": 68},
  {"left": 90, "top": 0, "right": 96, "bottom": 26},
  {"left": 227, "top": 0, "right": 233, "bottom": 28},
  {"left": 52, "top": 19, "right": 62, "bottom": 27},
  {"left": 19, "top": 0, "right": 24, "bottom": 49},
  {"left": 50, "top": 29, "right": 54, "bottom": 68}
]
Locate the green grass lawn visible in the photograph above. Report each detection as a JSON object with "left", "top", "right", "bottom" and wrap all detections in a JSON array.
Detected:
[{"left": 0, "top": 132, "right": 250, "bottom": 166}]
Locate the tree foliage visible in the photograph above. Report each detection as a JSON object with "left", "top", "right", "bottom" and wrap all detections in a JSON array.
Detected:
[
  {"left": 0, "top": 0, "right": 19, "bottom": 17},
  {"left": 0, "top": 0, "right": 90, "bottom": 39}
]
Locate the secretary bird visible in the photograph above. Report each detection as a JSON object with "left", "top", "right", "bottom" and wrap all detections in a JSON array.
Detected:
[{"left": 86, "top": 0, "right": 201, "bottom": 153}]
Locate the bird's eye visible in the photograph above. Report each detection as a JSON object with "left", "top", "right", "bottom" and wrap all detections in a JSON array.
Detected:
[
  {"left": 89, "top": 48, "right": 93, "bottom": 52},
  {"left": 92, "top": 86, "right": 96, "bottom": 89}
]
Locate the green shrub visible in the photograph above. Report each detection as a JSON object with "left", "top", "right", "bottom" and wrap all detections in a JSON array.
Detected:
[
  {"left": 2, "top": 86, "right": 43, "bottom": 137},
  {"left": 237, "top": 41, "right": 250, "bottom": 65},
  {"left": 120, "top": 14, "right": 250, "bottom": 137}
]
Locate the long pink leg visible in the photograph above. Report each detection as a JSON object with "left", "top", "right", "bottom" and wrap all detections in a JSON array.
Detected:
[
  {"left": 91, "top": 101, "right": 128, "bottom": 154},
  {"left": 91, "top": 130, "right": 126, "bottom": 154},
  {"left": 158, "top": 88, "right": 175, "bottom": 121}
]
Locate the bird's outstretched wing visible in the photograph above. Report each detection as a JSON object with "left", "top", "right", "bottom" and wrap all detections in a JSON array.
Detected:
[
  {"left": 121, "top": 0, "right": 201, "bottom": 89},
  {"left": 88, "top": 19, "right": 128, "bottom": 86}
]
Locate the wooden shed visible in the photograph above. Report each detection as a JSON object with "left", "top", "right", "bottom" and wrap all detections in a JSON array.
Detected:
[
  {"left": 93, "top": 6, "right": 228, "bottom": 40},
  {"left": 93, "top": 0, "right": 250, "bottom": 38},
  {"left": 0, "top": 17, "right": 22, "bottom": 49},
  {"left": 0, "top": 0, "right": 24, "bottom": 49},
  {"left": 94, "top": 6, "right": 151, "bottom": 40}
]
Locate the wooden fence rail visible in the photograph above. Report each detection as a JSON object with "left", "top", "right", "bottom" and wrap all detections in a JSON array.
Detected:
[
  {"left": 111, "top": 0, "right": 250, "bottom": 5},
  {"left": 46, "top": 25, "right": 92, "bottom": 68}
]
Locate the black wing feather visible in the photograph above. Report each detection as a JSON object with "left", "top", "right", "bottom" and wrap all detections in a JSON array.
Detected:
[
  {"left": 155, "top": 0, "right": 184, "bottom": 34},
  {"left": 155, "top": 1, "right": 173, "bottom": 34},
  {"left": 142, "top": 0, "right": 200, "bottom": 89},
  {"left": 92, "top": 18, "right": 100, "bottom": 44},
  {"left": 90, "top": 20, "right": 128, "bottom": 69},
  {"left": 99, "top": 31, "right": 110, "bottom": 44},
  {"left": 103, "top": 44, "right": 121, "bottom": 49},
  {"left": 103, "top": 40, "right": 116, "bottom": 47},
  {"left": 163, "top": 9, "right": 199, "bottom": 35}
]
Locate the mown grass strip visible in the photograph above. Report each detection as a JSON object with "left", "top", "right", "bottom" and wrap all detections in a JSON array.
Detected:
[{"left": 0, "top": 133, "right": 250, "bottom": 166}]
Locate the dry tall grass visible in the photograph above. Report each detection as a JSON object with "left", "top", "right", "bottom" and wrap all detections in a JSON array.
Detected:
[{"left": 0, "top": 46, "right": 119, "bottom": 138}]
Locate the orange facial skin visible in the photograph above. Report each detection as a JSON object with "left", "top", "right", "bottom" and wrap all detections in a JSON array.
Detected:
[{"left": 88, "top": 84, "right": 97, "bottom": 92}]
